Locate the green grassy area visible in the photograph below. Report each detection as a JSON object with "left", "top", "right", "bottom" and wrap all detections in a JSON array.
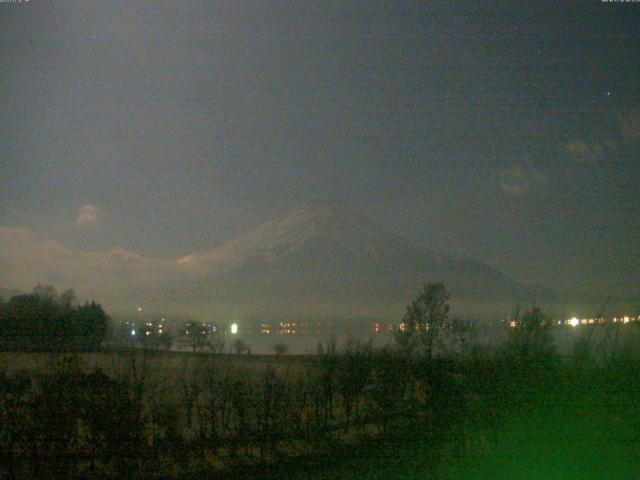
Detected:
[
  {"left": 436, "top": 390, "right": 640, "bottom": 479},
  {"left": 234, "top": 367, "right": 640, "bottom": 480}
]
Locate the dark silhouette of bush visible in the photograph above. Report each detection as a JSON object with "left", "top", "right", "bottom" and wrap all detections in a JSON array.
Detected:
[
  {"left": 0, "top": 285, "right": 107, "bottom": 352},
  {"left": 272, "top": 342, "right": 288, "bottom": 356}
]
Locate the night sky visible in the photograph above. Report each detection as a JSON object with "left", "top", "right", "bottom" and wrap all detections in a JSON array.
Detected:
[{"left": 1, "top": 1, "right": 638, "bottom": 301}]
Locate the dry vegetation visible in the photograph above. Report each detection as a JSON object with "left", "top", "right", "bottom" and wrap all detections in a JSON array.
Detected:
[{"left": 1, "top": 306, "right": 639, "bottom": 478}]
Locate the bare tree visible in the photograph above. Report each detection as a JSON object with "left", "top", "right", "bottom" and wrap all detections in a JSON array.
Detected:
[
  {"left": 447, "top": 318, "right": 477, "bottom": 359},
  {"left": 395, "top": 283, "right": 450, "bottom": 357},
  {"left": 507, "top": 307, "right": 555, "bottom": 363},
  {"left": 180, "top": 321, "right": 210, "bottom": 353}
]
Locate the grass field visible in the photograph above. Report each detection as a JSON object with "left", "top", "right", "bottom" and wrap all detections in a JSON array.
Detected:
[{"left": 1, "top": 346, "right": 639, "bottom": 479}]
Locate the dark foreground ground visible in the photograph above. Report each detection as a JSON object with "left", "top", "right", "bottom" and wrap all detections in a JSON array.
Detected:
[
  {"left": 227, "top": 368, "right": 640, "bottom": 480},
  {"left": 1, "top": 352, "right": 638, "bottom": 479}
]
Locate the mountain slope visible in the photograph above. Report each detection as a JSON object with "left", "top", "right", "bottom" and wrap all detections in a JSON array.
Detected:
[
  {"left": 176, "top": 202, "right": 553, "bottom": 312},
  {"left": 0, "top": 203, "right": 554, "bottom": 318}
]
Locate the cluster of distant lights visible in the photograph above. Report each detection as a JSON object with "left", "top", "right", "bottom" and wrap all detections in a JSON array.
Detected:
[
  {"left": 132, "top": 307, "right": 238, "bottom": 336},
  {"left": 508, "top": 316, "right": 638, "bottom": 328},
  {"left": 130, "top": 316, "right": 166, "bottom": 337},
  {"left": 260, "top": 322, "right": 305, "bottom": 335},
  {"left": 563, "top": 316, "right": 638, "bottom": 327}
]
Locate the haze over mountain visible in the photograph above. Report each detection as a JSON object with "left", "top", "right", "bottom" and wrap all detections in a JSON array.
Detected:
[{"left": 1, "top": 202, "right": 558, "bottom": 320}]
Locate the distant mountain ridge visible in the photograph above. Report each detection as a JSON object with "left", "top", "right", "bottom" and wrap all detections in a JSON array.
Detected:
[
  {"left": 0, "top": 202, "right": 555, "bottom": 319},
  {"left": 172, "top": 202, "right": 554, "bottom": 312}
]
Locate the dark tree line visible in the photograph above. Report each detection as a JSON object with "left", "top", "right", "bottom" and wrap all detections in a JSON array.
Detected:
[{"left": 0, "top": 285, "right": 107, "bottom": 352}]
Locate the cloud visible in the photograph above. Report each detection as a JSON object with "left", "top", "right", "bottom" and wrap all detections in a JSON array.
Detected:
[
  {"left": 0, "top": 227, "right": 180, "bottom": 308},
  {"left": 565, "top": 105, "right": 640, "bottom": 163},
  {"left": 75, "top": 204, "right": 101, "bottom": 227},
  {"left": 499, "top": 164, "right": 546, "bottom": 197},
  {"left": 566, "top": 140, "right": 603, "bottom": 162}
]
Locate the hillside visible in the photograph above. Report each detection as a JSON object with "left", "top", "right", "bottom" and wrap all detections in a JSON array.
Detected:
[{"left": 0, "top": 203, "right": 554, "bottom": 319}]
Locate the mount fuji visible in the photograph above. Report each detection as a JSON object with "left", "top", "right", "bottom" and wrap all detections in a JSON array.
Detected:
[
  {"left": 1, "top": 202, "right": 554, "bottom": 320},
  {"left": 167, "top": 202, "right": 553, "bottom": 319}
]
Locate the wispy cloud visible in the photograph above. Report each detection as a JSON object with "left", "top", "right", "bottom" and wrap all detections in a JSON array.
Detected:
[{"left": 75, "top": 204, "right": 101, "bottom": 227}]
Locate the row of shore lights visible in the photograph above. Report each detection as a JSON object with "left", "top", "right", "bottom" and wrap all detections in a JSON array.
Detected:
[
  {"left": 564, "top": 316, "right": 636, "bottom": 327},
  {"left": 507, "top": 316, "right": 637, "bottom": 328},
  {"left": 134, "top": 307, "right": 239, "bottom": 336}
]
